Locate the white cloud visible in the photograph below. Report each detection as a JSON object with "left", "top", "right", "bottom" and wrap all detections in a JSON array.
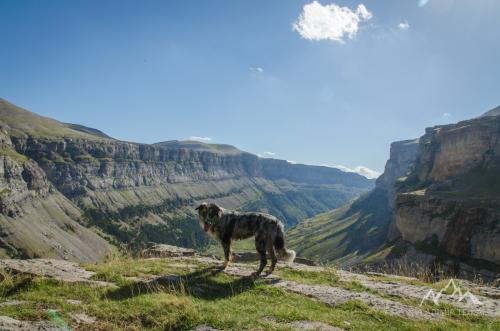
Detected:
[
  {"left": 398, "top": 21, "right": 410, "bottom": 30},
  {"left": 327, "top": 164, "right": 381, "bottom": 179},
  {"left": 188, "top": 136, "right": 212, "bottom": 142},
  {"left": 442, "top": 112, "right": 452, "bottom": 118},
  {"left": 293, "top": 1, "right": 373, "bottom": 43},
  {"left": 263, "top": 151, "right": 276, "bottom": 156},
  {"left": 287, "top": 160, "right": 297, "bottom": 164},
  {"left": 418, "top": 0, "right": 430, "bottom": 7}
]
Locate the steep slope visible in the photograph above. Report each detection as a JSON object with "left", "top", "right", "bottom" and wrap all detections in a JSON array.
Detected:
[
  {"left": 393, "top": 110, "right": 500, "bottom": 275},
  {"left": 0, "top": 128, "right": 113, "bottom": 262},
  {"left": 288, "top": 139, "right": 419, "bottom": 264},
  {"left": 480, "top": 105, "right": 500, "bottom": 118},
  {"left": 289, "top": 105, "right": 500, "bottom": 277},
  {"left": 0, "top": 98, "right": 374, "bottom": 256},
  {"left": 0, "top": 99, "right": 110, "bottom": 140}
]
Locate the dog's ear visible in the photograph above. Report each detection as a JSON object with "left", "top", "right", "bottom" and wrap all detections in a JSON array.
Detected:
[{"left": 195, "top": 202, "right": 207, "bottom": 211}]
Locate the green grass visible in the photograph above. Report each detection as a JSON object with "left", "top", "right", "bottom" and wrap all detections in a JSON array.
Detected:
[
  {"left": 0, "top": 188, "right": 12, "bottom": 197},
  {"left": 0, "top": 98, "right": 109, "bottom": 140},
  {"left": 1, "top": 259, "right": 499, "bottom": 330},
  {"left": 0, "top": 147, "right": 29, "bottom": 163},
  {"left": 287, "top": 189, "right": 392, "bottom": 265}
]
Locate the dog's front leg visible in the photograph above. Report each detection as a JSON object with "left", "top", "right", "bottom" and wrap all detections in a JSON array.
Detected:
[{"left": 221, "top": 240, "right": 231, "bottom": 269}]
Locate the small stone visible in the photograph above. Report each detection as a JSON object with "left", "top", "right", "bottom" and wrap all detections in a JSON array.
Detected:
[
  {"left": 191, "top": 325, "right": 220, "bottom": 331},
  {"left": 71, "top": 313, "right": 96, "bottom": 324},
  {"left": 66, "top": 299, "right": 82, "bottom": 305},
  {"left": 287, "top": 321, "right": 343, "bottom": 331}
]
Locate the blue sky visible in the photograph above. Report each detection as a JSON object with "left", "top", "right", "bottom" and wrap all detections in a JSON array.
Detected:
[{"left": 1, "top": 0, "right": 499, "bottom": 176}]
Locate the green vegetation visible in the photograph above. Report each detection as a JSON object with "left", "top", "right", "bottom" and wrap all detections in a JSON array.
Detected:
[
  {"left": 0, "top": 147, "right": 28, "bottom": 163},
  {"left": 287, "top": 189, "right": 392, "bottom": 264},
  {"left": 0, "top": 98, "right": 108, "bottom": 140},
  {"left": 0, "top": 188, "right": 12, "bottom": 197},
  {"left": 153, "top": 140, "right": 243, "bottom": 155},
  {"left": 1, "top": 258, "right": 498, "bottom": 330},
  {"left": 83, "top": 205, "right": 210, "bottom": 250},
  {"left": 439, "top": 166, "right": 500, "bottom": 204},
  {"left": 240, "top": 188, "right": 353, "bottom": 227}
]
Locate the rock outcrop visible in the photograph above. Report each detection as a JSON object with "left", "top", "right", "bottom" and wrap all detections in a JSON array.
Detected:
[
  {"left": 394, "top": 112, "right": 500, "bottom": 272},
  {"left": 0, "top": 129, "right": 113, "bottom": 262},
  {"left": 289, "top": 105, "right": 500, "bottom": 277}
]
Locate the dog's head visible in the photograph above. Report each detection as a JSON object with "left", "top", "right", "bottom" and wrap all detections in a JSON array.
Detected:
[{"left": 195, "top": 203, "right": 222, "bottom": 233}]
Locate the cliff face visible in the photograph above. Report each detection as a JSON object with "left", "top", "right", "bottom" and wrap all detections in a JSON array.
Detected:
[
  {"left": 289, "top": 106, "right": 500, "bottom": 276},
  {"left": 287, "top": 139, "right": 419, "bottom": 265},
  {"left": 0, "top": 130, "right": 113, "bottom": 262},
  {"left": 415, "top": 116, "right": 500, "bottom": 182},
  {"left": 394, "top": 114, "right": 500, "bottom": 270},
  {"left": 0, "top": 99, "right": 373, "bottom": 260}
]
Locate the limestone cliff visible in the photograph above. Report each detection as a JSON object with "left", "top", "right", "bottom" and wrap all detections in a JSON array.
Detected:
[
  {"left": 289, "top": 105, "right": 500, "bottom": 277},
  {"left": 0, "top": 129, "right": 113, "bottom": 262},
  {"left": 0, "top": 98, "right": 374, "bottom": 259},
  {"left": 394, "top": 111, "right": 500, "bottom": 272}
]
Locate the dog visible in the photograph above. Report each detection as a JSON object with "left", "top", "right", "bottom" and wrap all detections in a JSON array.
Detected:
[{"left": 195, "top": 203, "right": 296, "bottom": 276}]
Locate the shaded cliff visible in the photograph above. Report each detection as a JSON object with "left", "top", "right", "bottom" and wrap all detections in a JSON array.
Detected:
[
  {"left": 288, "top": 139, "right": 419, "bottom": 264},
  {"left": 0, "top": 98, "right": 374, "bottom": 259}
]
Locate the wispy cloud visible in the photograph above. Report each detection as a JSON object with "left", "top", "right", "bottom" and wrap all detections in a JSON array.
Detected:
[
  {"left": 398, "top": 21, "right": 410, "bottom": 30},
  {"left": 249, "top": 67, "right": 264, "bottom": 73},
  {"left": 293, "top": 1, "right": 372, "bottom": 43},
  {"left": 188, "top": 136, "right": 212, "bottom": 142},
  {"left": 249, "top": 67, "right": 264, "bottom": 78},
  {"left": 418, "top": 0, "right": 430, "bottom": 7},
  {"left": 263, "top": 151, "right": 276, "bottom": 156},
  {"left": 326, "top": 164, "right": 381, "bottom": 179},
  {"left": 442, "top": 112, "right": 452, "bottom": 118}
]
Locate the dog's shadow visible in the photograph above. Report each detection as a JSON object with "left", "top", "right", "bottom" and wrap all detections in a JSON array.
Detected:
[{"left": 105, "top": 266, "right": 277, "bottom": 301}]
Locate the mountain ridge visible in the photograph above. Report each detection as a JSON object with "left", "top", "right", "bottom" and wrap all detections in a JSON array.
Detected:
[{"left": 0, "top": 98, "right": 374, "bottom": 261}]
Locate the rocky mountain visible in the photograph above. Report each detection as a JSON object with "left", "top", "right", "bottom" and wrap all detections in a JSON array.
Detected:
[
  {"left": 287, "top": 139, "right": 419, "bottom": 265},
  {"left": 0, "top": 98, "right": 374, "bottom": 261},
  {"left": 393, "top": 107, "right": 500, "bottom": 277},
  {"left": 289, "top": 106, "right": 500, "bottom": 278}
]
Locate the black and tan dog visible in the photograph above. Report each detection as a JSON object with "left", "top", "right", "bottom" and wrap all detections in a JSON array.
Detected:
[{"left": 195, "top": 203, "right": 296, "bottom": 276}]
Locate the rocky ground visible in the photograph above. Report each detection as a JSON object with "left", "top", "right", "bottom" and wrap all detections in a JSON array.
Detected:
[{"left": 0, "top": 245, "right": 498, "bottom": 330}]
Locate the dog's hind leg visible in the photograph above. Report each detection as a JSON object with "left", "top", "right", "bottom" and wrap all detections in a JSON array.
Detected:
[
  {"left": 253, "top": 232, "right": 267, "bottom": 276},
  {"left": 221, "top": 240, "right": 231, "bottom": 270},
  {"left": 266, "top": 237, "right": 278, "bottom": 275}
]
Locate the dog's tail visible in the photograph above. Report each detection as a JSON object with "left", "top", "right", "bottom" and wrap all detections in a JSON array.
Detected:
[{"left": 274, "top": 229, "right": 296, "bottom": 264}]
